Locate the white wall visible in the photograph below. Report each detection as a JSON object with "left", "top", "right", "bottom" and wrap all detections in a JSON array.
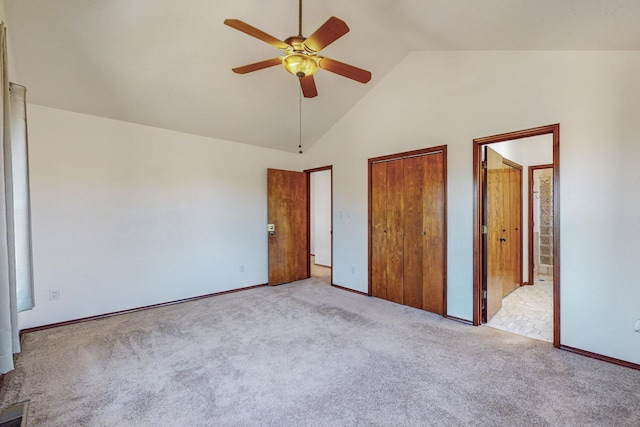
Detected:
[
  {"left": 304, "top": 51, "right": 640, "bottom": 364},
  {"left": 311, "top": 169, "right": 331, "bottom": 266},
  {"left": 20, "top": 105, "right": 302, "bottom": 329}
]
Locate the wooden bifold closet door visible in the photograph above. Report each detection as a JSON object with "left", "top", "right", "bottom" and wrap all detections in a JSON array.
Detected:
[{"left": 370, "top": 148, "right": 446, "bottom": 315}]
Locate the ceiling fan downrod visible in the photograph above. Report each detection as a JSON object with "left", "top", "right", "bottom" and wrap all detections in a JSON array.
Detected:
[{"left": 298, "top": 0, "right": 303, "bottom": 37}]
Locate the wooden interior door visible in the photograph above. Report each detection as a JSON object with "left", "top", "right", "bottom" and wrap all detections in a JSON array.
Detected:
[
  {"left": 484, "top": 146, "right": 504, "bottom": 322},
  {"left": 421, "top": 152, "right": 445, "bottom": 314},
  {"left": 267, "top": 168, "right": 308, "bottom": 286},
  {"left": 385, "top": 160, "right": 404, "bottom": 304},
  {"left": 402, "top": 152, "right": 445, "bottom": 313},
  {"left": 371, "top": 159, "right": 405, "bottom": 304},
  {"left": 403, "top": 155, "right": 425, "bottom": 309},
  {"left": 502, "top": 164, "right": 522, "bottom": 297},
  {"left": 371, "top": 162, "right": 389, "bottom": 299}
]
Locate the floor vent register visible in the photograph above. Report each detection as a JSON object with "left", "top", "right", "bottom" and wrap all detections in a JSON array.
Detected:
[{"left": 0, "top": 401, "right": 28, "bottom": 427}]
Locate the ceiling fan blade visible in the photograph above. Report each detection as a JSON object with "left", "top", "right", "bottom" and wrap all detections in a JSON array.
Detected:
[
  {"left": 299, "top": 75, "right": 318, "bottom": 98},
  {"left": 304, "top": 17, "right": 349, "bottom": 52},
  {"left": 232, "top": 58, "right": 282, "bottom": 74},
  {"left": 224, "top": 19, "right": 289, "bottom": 50},
  {"left": 318, "top": 57, "right": 371, "bottom": 83}
]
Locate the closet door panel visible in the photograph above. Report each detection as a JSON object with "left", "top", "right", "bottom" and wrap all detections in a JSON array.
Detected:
[
  {"left": 385, "top": 159, "right": 404, "bottom": 304},
  {"left": 422, "top": 152, "right": 445, "bottom": 314},
  {"left": 371, "top": 162, "right": 388, "bottom": 299},
  {"left": 402, "top": 155, "right": 425, "bottom": 309}
]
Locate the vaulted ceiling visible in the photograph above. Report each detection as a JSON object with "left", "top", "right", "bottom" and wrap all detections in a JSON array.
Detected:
[{"left": 3, "top": 0, "right": 639, "bottom": 152}]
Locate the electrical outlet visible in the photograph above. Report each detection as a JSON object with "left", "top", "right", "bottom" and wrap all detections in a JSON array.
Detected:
[{"left": 49, "top": 289, "right": 60, "bottom": 301}]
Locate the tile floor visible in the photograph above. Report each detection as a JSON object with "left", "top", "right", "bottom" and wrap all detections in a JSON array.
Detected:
[{"left": 486, "top": 277, "right": 553, "bottom": 342}]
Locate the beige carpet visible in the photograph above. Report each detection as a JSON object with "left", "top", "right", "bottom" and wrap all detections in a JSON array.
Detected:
[{"left": 1, "top": 279, "right": 639, "bottom": 426}]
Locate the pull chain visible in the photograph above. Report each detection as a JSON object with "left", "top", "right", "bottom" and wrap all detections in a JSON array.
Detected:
[{"left": 298, "top": 89, "right": 303, "bottom": 154}]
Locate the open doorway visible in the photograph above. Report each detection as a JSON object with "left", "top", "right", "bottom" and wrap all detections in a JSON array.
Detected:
[
  {"left": 473, "top": 124, "right": 560, "bottom": 348},
  {"left": 481, "top": 164, "right": 556, "bottom": 340},
  {"left": 308, "top": 167, "right": 332, "bottom": 284}
]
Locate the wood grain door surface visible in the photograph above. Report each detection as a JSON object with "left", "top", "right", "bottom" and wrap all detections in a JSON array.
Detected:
[
  {"left": 484, "top": 147, "right": 523, "bottom": 321},
  {"left": 421, "top": 152, "right": 445, "bottom": 314},
  {"left": 503, "top": 164, "right": 522, "bottom": 297},
  {"left": 371, "top": 159, "right": 404, "bottom": 304},
  {"left": 371, "top": 161, "right": 389, "bottom": 300},
  {"left": 484, "top": 146, "right": 504, "bottom": 322},
  {"left": 403, "top": 155, "right": 425, "bottom": 309},
  {"left": 371, "top": 151, "right": 445, "bottom": 315},
  {"left": 267, "top": 169, "right": 308, "bottom": 286},
  {"left": 385, "top": 159, "right": 405, "bottom": 304}
]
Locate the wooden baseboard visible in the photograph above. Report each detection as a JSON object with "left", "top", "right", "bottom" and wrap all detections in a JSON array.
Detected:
[
  {"left": 20, "top": 284, "right": 268, "bottom": 336},
  {"left": 446, "top": 315, "right": 474, "bottom": 325},
  {"left": 560, "top": 345, "right": 640, "bottom": 371},
  {"left": 331, "top": 284, "right": 369, "bottom": 296}
]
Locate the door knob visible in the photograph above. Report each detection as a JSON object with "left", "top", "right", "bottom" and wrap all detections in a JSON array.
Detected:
[
  {"left": 421, "top": 231, "right": 426, "bottom": 235},
  {"left": 500, "top": 237, "right": 507, "bottom": 242}
]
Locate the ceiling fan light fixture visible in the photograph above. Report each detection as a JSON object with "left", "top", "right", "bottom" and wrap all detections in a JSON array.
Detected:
[
  {"left": 283, "top": 54, "right": 318, "bottom": 78},
  {"left": 224, "top": 0, "right": 371, "bottom": 96}
]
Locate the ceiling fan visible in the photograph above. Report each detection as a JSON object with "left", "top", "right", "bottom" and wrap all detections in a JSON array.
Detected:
[{"left": 224, "top": 0, "right": 372, "bottom": 98}]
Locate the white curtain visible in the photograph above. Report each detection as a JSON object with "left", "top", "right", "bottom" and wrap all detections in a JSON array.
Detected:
[
  {"left": 1, "top": 23, "right": 34, "bottom": 374},
  {"left": 9, "top": 83, "right": 34, "bottom": 314}
]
